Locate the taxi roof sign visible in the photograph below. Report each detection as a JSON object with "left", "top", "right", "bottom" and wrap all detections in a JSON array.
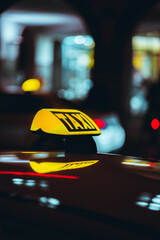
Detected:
[{"left": 31, "top": 109, "right": 101, "bottom": 136}]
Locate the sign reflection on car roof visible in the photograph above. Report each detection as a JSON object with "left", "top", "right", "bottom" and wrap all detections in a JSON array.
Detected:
[{"left": 30, "top": 160, "right": 99, "bottom": 173}]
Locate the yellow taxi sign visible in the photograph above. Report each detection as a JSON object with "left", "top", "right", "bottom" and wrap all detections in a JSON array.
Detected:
[{"left": 31, "top": 109, "right": 101, "bottom": 136}]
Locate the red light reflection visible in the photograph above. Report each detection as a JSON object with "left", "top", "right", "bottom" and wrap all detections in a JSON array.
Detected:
[
  {"left": 93, "top": 119, "right": 106, "bottom": 129},
  {"left": 0, "top": 171, "right": 79, "bottom": 179},
  {"left": 149, "top": 162, "right": 156, "bottom": 167}
]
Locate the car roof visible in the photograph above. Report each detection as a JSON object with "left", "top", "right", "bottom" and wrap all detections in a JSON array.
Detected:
[{"left": 0, "top": 151, "right": 160, "bottom": 239}]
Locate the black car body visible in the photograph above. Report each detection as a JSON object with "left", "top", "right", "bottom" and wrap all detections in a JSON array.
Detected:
[{"left": 0, "top": 151, "right": 160, "bottom": 239}]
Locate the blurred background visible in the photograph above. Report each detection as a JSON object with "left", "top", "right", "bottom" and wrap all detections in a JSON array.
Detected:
[{"left": 1, "top": 0, "right": 160, "bottom": 157}]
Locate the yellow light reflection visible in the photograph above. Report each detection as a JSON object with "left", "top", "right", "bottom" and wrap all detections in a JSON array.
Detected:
[
  {"left": 122, "top": 158, "right": 154, "bottom": 167},
  {"left": 21, "top": 152, "right": 38, "bottom": 154},
  {"left": 22, "top": 78, "right": 41, "bottom": 92},
  {"left": 30, "top": 160, "right": 99, "bottom": 173},
  {"left": 20, "top": 151, "right": 65, "bottom": 159}
]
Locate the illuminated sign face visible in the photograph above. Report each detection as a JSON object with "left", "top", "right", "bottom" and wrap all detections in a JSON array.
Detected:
[
  {"left": 54, "top": 112, "right": 96, "bottom": 132},
  {"left": 31, "top": 109, "right": 101, "bottom": 136},
  {"left": 30, "top": 160, "right": 99, "bottom": 173}
]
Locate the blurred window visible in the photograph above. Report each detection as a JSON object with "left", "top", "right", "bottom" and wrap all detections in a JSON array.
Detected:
[
  {"left": 35, "top": 36, "right": 54, "bottom": 91},
  {"left": 58, "top": 35, "right": 95, "bottom": 101},
  {"left": 130, "top": 35, "right": 160, "bottom": 116}
]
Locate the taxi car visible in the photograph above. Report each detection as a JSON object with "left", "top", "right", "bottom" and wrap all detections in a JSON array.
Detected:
[{"left": 0, "top": 109, "right": 160, "bottom": 239}]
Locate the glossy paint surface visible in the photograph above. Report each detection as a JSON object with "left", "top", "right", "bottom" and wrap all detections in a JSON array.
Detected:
[{"left": 0, "top": 151, "right": 160, "bottom": 239}]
